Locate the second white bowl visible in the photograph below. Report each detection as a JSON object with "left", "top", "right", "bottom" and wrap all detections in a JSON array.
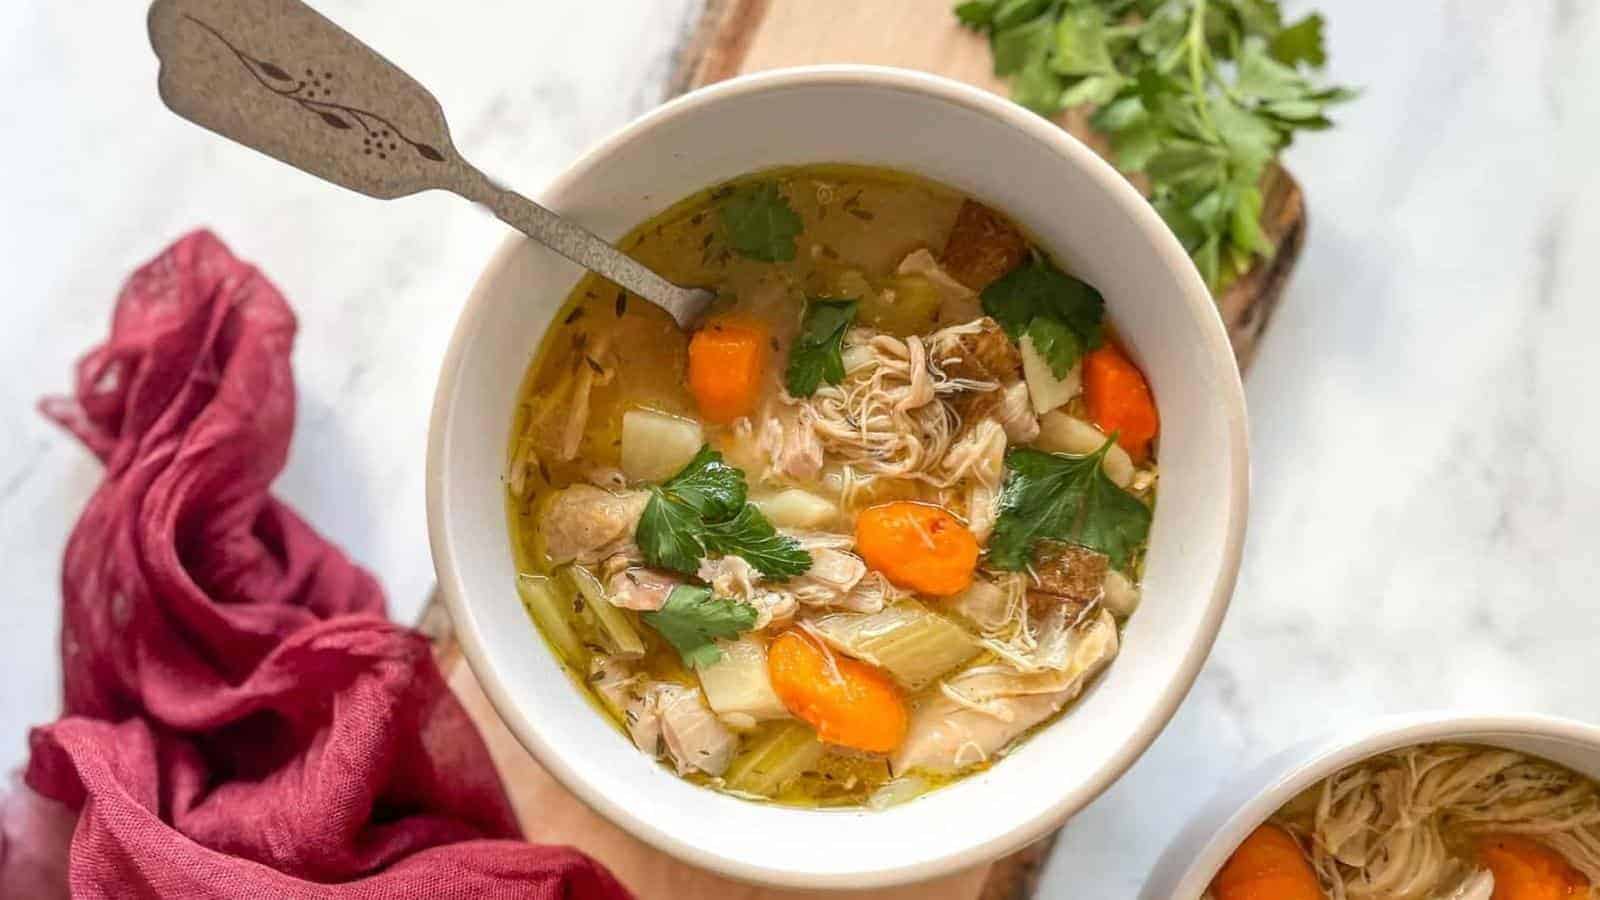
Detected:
[{"left": 1143, "top": 712, "right": 1600, "bottom": 899}]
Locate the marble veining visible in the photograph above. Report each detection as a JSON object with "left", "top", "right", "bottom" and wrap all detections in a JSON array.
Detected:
[{"left": 4, "top": 0, "right": 1599, "bottom": 897}]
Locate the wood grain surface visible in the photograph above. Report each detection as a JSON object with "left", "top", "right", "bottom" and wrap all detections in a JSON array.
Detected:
[{"left": 429, "top": 1, "right": 1306, "bottom": 897}]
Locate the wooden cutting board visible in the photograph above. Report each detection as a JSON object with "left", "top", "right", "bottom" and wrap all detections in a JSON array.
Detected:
[{"left": 426, "top": 1, "right": 1304, "bottom": 896}]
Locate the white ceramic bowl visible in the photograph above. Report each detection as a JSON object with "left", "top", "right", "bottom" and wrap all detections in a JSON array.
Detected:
[
  {"left": 427, "top": 66, "right": 1248, "bottom": 888},
  {"left": 1143, "top": 712, "right": 1600, "bottom": 899}
]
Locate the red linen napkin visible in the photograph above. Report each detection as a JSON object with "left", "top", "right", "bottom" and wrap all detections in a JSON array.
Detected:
[{"left": 2, "top": 230, "right": 632, "bottom": 899}]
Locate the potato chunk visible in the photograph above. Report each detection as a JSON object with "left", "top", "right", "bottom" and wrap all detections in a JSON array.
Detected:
[{"left": 620, "top": 408, "right": 703, "bottom": 483}]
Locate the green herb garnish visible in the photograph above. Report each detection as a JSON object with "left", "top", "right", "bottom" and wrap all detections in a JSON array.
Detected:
[
  {"left": 635, "top": 446, "right": 812, "bottom": 579},
  {"left": 956, "top": 0, "right": 1355, "bottom": 292},
  {"left": 981, "top": 256, "right": 1104, "bottom": 377},
  {"left": 719, "top": 181, "right": 803, "bottom": 262},
  {"left": 642, "top": 585, "right": 759, "bottom": 669},
  {"left": 988, "top": 438, "right": 1152, "bottom": 570},
  {"left": 786, "top": 298, "right": 859, "bottom": 397}
]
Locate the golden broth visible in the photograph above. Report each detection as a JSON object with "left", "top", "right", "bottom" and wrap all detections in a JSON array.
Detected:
[{"left": 505, "top": 165, "right": 1153, "bottom": 808}]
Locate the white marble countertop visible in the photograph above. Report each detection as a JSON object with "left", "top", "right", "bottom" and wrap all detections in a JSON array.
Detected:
[{"left": 4, "top": 0, "right": 1598, "bottom": 896}]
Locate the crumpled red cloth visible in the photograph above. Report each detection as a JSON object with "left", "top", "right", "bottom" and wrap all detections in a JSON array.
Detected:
[{"left": 5, "top": 230, "right": 632, "bottom": 899}]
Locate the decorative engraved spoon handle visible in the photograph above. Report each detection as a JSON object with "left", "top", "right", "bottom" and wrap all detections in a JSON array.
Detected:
[{"left": 147, "top": 0, "right": 713, "bottom": 329}]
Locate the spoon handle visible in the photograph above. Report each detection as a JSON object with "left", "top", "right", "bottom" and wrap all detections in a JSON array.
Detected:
[
  {"left": 454, "top": 171, "right": 713, "bottom": 330},
  {"left": 148, "top": 0, "right": 711, "bottom": 329}
]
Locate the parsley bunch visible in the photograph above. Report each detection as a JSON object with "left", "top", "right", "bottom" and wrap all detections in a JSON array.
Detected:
[{"left": 956, "top": 0, "right": 1355, "bottom": 291}]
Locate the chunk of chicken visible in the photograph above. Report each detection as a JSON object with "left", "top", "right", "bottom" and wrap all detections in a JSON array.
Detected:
[
  {"left": 940, "top": 200, "right": 1030, "bottom": 291},
  {"left": 757, "top": 404, "right": 824, "bottom": 482},
  {"left": 589, "top": 656, "right": 640, "bottom": 717},
  {"left": 626, "top": 683, "right": 738, "bottom": 777},
  {"left": 947, "top": 574, "right": 1021, "bottom": 633},
  {"left": 789, "top": 547, "right": 868, "bottom": 607},
  {"left": 541, "top": 485, "right": 649, "bottom": 565},
  {"left": 891, "top": 610, "right": 1118, "bottom": 776},
  {"left": 604, "top": 565, "right": 680, "bottom": 612},
  {"left": 995, "top": 380, "right": 1039, "bottom": 444},
  {"left": 943, "top": 418, "right": 1007, "bottom": 542},
  {"left": 1030, "top": 541, "right": 1110, "bottom": 605},
  {"left": 836, "top": 570, "right": 907, "bottom": 615},
  {"left": 697, "top": 555, "right": 796, "bottom": 628}
]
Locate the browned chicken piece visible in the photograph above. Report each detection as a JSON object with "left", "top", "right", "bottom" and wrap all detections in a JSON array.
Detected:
[
  {"left": 933, "top": 316, "right": 1023, "bottom": 384},
  {"left": 1030, "top": 540, "right": 1110, "bottom": 604},
  {"left": 940, "top": 200, "right": 1030, "bottom": 291}
]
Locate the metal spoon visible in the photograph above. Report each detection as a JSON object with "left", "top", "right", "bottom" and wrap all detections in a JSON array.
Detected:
[{"left": 147, "top": 0, "right": 714, "bottom": 329}]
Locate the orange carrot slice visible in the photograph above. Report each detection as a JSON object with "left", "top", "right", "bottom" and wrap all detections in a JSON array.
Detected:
[
  {"left": 766, "top": 631, "right": 907, "bottom": 754},
  {"left": 1083, "top": 342, "right": 1159, "bottom": 464},
  {"left": 1211, "top": 824, "right": 1323, "bottom": 900},
  {"left": 854, "top": 501, "right": 979, "bottom": 597},
  {"left": 1478, "top": 835, "right": 1589, "bottom": 900},
  {"left": 688, "top": 315, "right": 768, "bottom": 424}
]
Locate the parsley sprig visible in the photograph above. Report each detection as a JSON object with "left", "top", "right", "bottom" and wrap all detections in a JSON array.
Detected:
[
  {"left": 642, "top": 585, "right": 758, "bottom": 669},
  {"left": 956, "top": 0, "right": 1355, "bottom": 292},
  {"left": 786, "top": 298, "right": 859, "bottom": 397},
  {"left": 635, "top": 446, "right": 812, "bottom": 580},
  {"left": 988, "top": 437, "right": 1152, "bottom": 570}
]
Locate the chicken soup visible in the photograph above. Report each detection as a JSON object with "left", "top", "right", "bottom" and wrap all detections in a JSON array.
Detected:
[{"left": 505, "top": 165, "right": 1159, "bottom": 808}]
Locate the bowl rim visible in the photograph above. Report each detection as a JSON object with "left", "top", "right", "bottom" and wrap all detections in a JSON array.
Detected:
[
  {"left": 426, "top": 64, "right": 1250, "bottom": 888},
  {"left": 1149, "top": 711, "right": 1600, "bottom": 899}
]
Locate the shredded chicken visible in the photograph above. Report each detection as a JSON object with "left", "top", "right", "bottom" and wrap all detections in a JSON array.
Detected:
[
  {"left": 943, "top": 418, "right": 1007, "bottom": 541},
  {"left": 1291, "top": 744, "right": 1600, "bottom": 899},
  {"left": 994, "top": 380, "right": 1040, "bottom": 444},
  {"left": 784, "top": 319, "right": 1016, "bottom": 511}
]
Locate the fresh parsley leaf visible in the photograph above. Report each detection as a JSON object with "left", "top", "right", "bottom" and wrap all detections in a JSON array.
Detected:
[
  {"left": 657, "top": 445, "right": 745, "bottom": 520},
  {"left": 786, "top": 298, "right": 858, "bottom": 397},
  {"left": 701, "top": 505, "right": 812, "bottom": 580},
  {"left": 954, "top": 0, "right": 995, "bottom": 28},
  {"left": 958, "top": 0, "right": 1355, "bottom": 294},
  {"left": 636, "top": 491, "right": 706, "bottom": 575},
  {"left": 991, "top": 14, "right": 1053, "bottom": 77},
  {"left": 634, "top": 445, "right": 812, "bottom": 580},
  {"left": 1023, "top": 315, "right": 1084, "bottom": 377},
  {"left": 1013, "top": 49, "right": 1067, "bottom": 114},
  {"left": 720, "top": 182, "right": 802, "bottom": 262},
  {"left": 641, "top": 585, "right": 758, "bottom": 669},
  {"left": 1269, "top": 13, "right": 1326, "bottom": 68},
  {"left": 991, "top": 0, "right": 1051, "bottom": 29},
  {"left": 988, "top": 439, "right": 1152, "bottom": 571},
  {"left": 1051, "top": 8, "right": 1116, "bottom": 77},
  {"left": 981, "top": 257, "right": 1104, "bottom": 377}
]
